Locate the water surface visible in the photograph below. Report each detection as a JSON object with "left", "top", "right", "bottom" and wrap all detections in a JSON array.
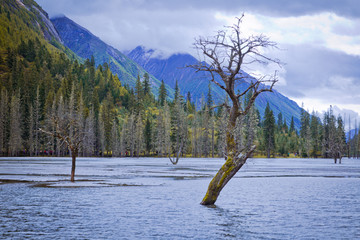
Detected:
[{"left": 1, "top": 157, "right": 359, "bottom": 239}]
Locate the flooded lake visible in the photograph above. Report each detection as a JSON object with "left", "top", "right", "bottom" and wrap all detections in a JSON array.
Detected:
[{"left": 1, "top": 157, "right": 360, "bottom": 239}]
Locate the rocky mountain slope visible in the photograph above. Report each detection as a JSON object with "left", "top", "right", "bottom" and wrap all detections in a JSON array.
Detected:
[{"left": 51, "top": 16, "right": 174, "bottom": 98}]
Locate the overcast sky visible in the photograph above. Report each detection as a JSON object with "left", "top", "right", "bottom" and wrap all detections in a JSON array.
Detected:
[{"left": 36, "top": 0, "right": 360, "bottom": 129}]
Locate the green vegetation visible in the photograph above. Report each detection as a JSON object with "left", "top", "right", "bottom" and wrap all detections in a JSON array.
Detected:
[{"left": 0, "top": 0, "right": 351, "bottom": 161}]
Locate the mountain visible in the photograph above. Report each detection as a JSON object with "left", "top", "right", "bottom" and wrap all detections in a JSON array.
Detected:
[
  {"left": 128, "top": 46, "right": 302, "bottom": 128},
  {"left": 51, "top": 16, "right": 174, "bottom": 98},
  {"left": 0, "top": 0, "right": 78, "bottom": 59}
]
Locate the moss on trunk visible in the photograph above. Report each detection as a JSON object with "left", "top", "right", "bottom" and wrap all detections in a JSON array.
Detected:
[{"left": 201, "top": 145, "right": 256, "bottom": 205}]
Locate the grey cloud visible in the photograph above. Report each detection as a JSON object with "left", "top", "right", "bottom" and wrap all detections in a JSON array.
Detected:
[
  {"left": 37, "top": 0, "right": 226, "bottom": 54},
  {"left": 332, "top": 21, "right": 360, "bottom": 36},
  {"left": 276, "top": 44, "right": 360, "bottom": 104},
  {"left": 37, "top": 0, "right": 360, "bottom": 21},
  {"left": 35, "top": 0, "right": 360, "bottom": 114}
]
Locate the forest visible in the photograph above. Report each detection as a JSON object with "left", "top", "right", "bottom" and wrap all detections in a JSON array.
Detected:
[
  {"left": 0, "top": 36, "right": 356, "bottom": 160},
  {"left": 0, "top": 2, "right": 357, "bottom": 161}
]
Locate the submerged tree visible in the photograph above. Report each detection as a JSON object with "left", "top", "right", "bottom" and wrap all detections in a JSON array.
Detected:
[{"left": 190, "top": 15, "right": 280, "bottom": 205}]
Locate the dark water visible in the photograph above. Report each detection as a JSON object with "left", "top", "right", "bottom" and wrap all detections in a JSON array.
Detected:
[{"left": 1, "top": 157, "right": 360, "bottom": 239}]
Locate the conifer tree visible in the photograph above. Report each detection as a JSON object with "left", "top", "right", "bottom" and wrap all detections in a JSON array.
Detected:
[
  {"left": 289, "top": 116, "right": 295, "bottom": 133},
  {"left": 158, "top": 79, "right": 167, "bottom": 106},
  {"left": 143, "top": 73, "right": 150, "bottom": 96},
  {"left": 310, "top": 112, "right": 321, "bottom": 158},
  {"left": 263, "top": 102, "right": 276, "bottom": 158},
  {"left": 174, "top": 80, "right": 179, "bottom": 102},
  {"left": 277, "top": 112, "right": 283, "bottom": 130},
  {"left": 300, "top": 106, "right": 310, "bottom": 139}
]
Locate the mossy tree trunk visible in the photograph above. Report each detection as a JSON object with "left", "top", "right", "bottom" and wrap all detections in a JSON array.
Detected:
[
  {"left": 201, "top": 107, "right": 255, "bottom": 205},
  {"left": 201, "top": 144, "right": 256, "bottom": 205}
]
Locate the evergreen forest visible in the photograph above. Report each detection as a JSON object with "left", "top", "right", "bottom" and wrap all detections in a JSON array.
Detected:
[{"left": 0, "top": 0, "right": 357, "bottom": 160}]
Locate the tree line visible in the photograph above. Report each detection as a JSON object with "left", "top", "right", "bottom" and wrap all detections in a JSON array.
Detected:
[{"left": 0, "top": 38, "right": 354, "bottom": 161}]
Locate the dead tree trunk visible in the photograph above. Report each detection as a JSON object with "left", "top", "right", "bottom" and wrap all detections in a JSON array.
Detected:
[
  {"left": 71, "top": 152, "right": 76, "bottom": 182},
  {"left": 70, "top": 147, "right": 79, "bottom": 182}
]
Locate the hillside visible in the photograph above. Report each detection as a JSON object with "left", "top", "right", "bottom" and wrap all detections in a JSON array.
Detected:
[
  {"left": 51, "top": 16, "right": 174, "bottom": 98},
  {"left": 128, "top": 46, "right": 302, "bottom": 128},
  {"left": 0, "top": 0, "right": 80, "bottom": 61}
]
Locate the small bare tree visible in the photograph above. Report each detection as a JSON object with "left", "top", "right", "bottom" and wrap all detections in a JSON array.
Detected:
[
  {"left": 40, "top": 116, "right": 84, "bottom": 182},
  {"left": 40, "top": 87, "right": 87, "bottom": 182},
  {"left": 190, "top": 15, "right": 280, "bottom": 205}
]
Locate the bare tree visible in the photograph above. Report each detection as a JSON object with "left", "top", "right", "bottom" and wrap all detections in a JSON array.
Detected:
[
  {"left": 40, "top": 90, "right": 87, "bottom": 182},
  {"left": 190, "top": 15, "right": 280, "bottom": 205},
  {"left": 40, "top": 116, "right": 83, "bottom": 182}
]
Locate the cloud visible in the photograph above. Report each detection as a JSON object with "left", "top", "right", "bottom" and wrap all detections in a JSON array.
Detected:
[
  {"left": 35, "top": 0, "right": 360, "bottom": 116},
  {"left": 37, "top": 0, "right": 360, "bottom": 54},
  {"left": 38, "top": 0, "right": 360, "bottom": 18},
  {"left": 276, "top": 44, "right": 360, "bottom": 109},
  {"left": 36, "top": 0, "right": 228, "bottom": 55}
]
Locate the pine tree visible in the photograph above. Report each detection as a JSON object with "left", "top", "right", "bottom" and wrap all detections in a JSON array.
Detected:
[
  {"left": 277, "top": 112, "right": 283, "bottom": 130},
  {"left": 289, "top": 116, "right": 295, "bottom": 133},
  {"left": 336, "top": 116, "right": 346, "bottom": 163},
  {"left": 143, "top": 73, "right": 150, "bottom": 96},
  {"left": 174, "top": 80, "right": 179, "bottom": 102},
  {"left": 134, "top": 75, "right": 143, "bottom": 113},
  {"left": 263, "top": 102, "right": 276, "bottom": 158},
  {"left": 158, "top": 79, "right": 167, "bottom": 106},
  {"left": 300, "top": 106, "right": 310, "bottom": 139},
  {"left": 310, "top": 112, "right": 321, "bottom": 157}
]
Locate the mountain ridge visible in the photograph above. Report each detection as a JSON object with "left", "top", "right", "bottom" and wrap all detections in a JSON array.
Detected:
[
  {"left": 127, "top": 45, "right": 302, "bottom": 128},
  {"left": 51, "top": 16, "right": 174, "bottom": 98}
]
